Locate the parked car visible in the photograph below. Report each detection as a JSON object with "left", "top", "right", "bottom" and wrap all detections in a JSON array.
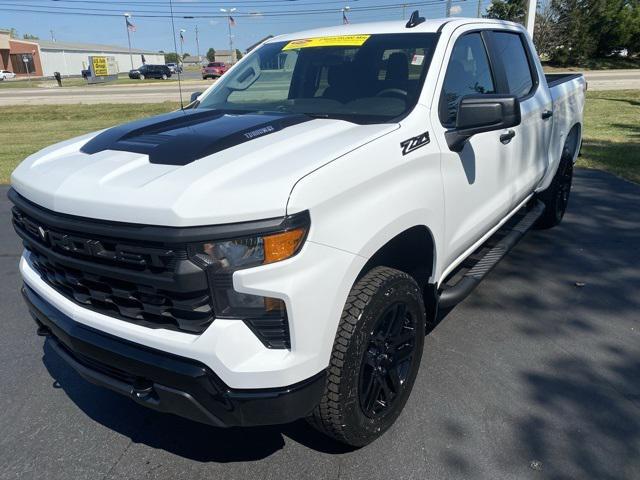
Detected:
[
  {"left": 10, "top": 14, "right": 585, "bottom": 447},
  {"left": 166, "top": 62, "right": 183, "bottom": 74},
  {"left": 202, "top": 62, "right": 228, "bottom": 79},
  {"left": 128, "top": 64, "right": 172, "bottom": 80},
  {"left": 0, "top": 69, "right": 16, "bottom": 81}
]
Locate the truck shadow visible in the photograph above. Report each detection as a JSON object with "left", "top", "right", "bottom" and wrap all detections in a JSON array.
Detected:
[
  {"left": 41, "top": 342, "right": 353, "bottom": 463},
  {"left": 429, "top": 169, "right": 640, "bottom": 478}
]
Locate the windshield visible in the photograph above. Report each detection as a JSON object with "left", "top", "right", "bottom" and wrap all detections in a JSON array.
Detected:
[{"left": 197, "top": 33, "right": 438, "bottom": 124}]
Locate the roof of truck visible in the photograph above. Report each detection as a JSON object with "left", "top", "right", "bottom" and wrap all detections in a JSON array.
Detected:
[{"left": 267, "top": 17, "right": 519, "bottom": 43}]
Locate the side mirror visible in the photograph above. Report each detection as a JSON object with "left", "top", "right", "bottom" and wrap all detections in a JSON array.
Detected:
[
  {"left": 189, "top": 91, "right": 202, "bottom": 104},
  {"left": 445, "top": 95, "right": 521, "bottom": 153}
]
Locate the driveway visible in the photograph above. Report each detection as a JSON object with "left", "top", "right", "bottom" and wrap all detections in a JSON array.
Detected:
[{"left": 0, "top": 169, "right": 638, "bottom": 480}]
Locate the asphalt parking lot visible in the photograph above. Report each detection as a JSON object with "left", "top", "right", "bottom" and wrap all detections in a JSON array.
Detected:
[{"left": 0, "top": 168, "right": 638, "bottom": 480}]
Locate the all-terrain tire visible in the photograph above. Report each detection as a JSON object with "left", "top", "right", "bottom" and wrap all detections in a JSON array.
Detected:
[
  {"left": 536, "top": 150, "right": 574, "bottom": 229},
  {"left": 307, "top": 266, "right": 426, "bottom": 447}
]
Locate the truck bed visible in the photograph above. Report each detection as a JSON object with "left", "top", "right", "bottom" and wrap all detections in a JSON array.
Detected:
[{"left": 545, "top": 73, "right": 583, "bottom": 88}]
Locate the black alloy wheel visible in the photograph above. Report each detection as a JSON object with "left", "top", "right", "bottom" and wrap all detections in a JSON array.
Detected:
[{"left": 359, "top": 302, "right": 418, "bottom": 418}]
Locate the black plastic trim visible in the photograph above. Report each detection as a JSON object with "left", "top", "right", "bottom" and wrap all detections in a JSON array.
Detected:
[
  {"left": 22, "top": 284, "right": 326, "bottom": 427},
  {"left": 545, "top": 73, "right": 583, "bottom": 88},
  {"left": 9, "top": 188, "right": 310, "bottom": 244}
]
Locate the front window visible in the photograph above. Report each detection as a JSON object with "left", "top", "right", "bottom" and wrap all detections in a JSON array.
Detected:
[{"left": 197, "top": 33, "right": 438, "bottom": 124}]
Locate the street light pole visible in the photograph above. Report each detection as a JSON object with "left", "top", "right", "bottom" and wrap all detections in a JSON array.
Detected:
[
  {"left": 124, "top": 13, "right": 133, "bottom": 70},
  {"left": 220, "top": 8, "right": 237, "bottom": 63},
  {"left": 179, "top": 29, "right": 186, "bottom": 64}
]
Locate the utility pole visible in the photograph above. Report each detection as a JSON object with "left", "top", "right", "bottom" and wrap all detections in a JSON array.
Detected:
[
  {"left": 124, "top": 13, "right": 133, "bottom": 70},
  {"left": 402, "top": 3, "right": 408, "bottom": 19},
  {"left": 195, "top": 25, "right": 201, "bottom": 65},
  {"left": 50, "top": 30, "right": 56, "bottom": 42},
  {"left": 525, "top": 0, "right": 537, "bottom": 36},
  {"left": 477, "top": 0, "right": 483, "bottom": 17},
  {"left": 220, "top": 8, "right": 237, "bottom": 63},
  {"left": 445, "top": 0, "right": 452, "bottom": 17}
]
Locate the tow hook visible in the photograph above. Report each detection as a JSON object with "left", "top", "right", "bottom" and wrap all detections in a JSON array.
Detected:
[{"left": 131, "top": 379, "right": 154, "bottom": 400}]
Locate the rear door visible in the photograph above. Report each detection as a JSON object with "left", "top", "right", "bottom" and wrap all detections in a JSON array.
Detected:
[{"left": 484, "top": 29, "right": 552, "bottom": 202}]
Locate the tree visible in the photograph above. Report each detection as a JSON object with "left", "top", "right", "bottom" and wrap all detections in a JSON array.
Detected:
[
  {"left": 486, "top": 0, "right": 527, "bottom": 23},
  {"left": 164, "top": 52, "right": 180, "bottom": 63},
  {"left": 23, "top": 33, "right": 39, "bottom": 40},
  {"left": 533, "top": 4, "right": 560, "bottom": 58},
  {"left": 206, "top": 48, "right": 216, "bottom": 62},
  {"left": 235, "top": 49, "right": 243, "bottom": 60}
]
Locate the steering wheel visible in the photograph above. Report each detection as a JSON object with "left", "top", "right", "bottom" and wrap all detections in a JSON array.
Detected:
[{"left": 376, "top": 88, "right": 408, "bottom": 99}]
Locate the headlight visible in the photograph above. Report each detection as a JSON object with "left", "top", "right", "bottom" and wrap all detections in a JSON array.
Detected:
[{"left": 191, "top": 221, "right": 308, "bottom": 321}]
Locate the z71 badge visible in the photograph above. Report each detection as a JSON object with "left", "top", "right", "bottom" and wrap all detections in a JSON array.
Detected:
[{"left": 400, "top": 131, "right": 430, "bottom": 155}]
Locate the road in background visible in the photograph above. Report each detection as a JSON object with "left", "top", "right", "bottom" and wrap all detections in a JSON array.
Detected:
[
  {"left": 1, "top": 168, "right": 639, "bottom": 480},
  {"left": 0, "top": 70, "right": 638, "bottom": 106}
]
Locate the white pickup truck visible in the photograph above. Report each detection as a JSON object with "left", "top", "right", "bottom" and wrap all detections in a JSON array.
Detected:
[{"left": 10, "top": 14, "right": 585, "bottom": 446}]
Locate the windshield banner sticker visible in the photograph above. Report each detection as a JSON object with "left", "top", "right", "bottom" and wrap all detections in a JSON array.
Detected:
[
  {"left": 400, "top": 131, "right": 430, "bottom": 155},
  {"left": 283, "top": 35, "right": 371, "bottom": 51}
]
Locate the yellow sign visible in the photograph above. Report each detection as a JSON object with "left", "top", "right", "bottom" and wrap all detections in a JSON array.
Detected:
[
  {"left": 283, "top": 35, "right": 371, "bottom": 51},
  {"left": 92, "top": 56, "right": 109, "bottom": 76}
]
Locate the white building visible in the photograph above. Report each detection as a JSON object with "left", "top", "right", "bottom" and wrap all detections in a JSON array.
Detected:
[{"left": 34, "top": 39, "right": 165, "bottom": 77}]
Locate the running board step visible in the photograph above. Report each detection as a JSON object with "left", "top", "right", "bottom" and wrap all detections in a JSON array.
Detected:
[{"left": 438, "top": 200, "right": 545, "bottom": 308}]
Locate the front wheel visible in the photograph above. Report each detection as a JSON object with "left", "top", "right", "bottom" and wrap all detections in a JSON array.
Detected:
[
  {"left": 308, "top": 266, "right": 425, "bottom": 447},
  {"left": 139, "top": 74, "right": 145, "bottom": 80}
]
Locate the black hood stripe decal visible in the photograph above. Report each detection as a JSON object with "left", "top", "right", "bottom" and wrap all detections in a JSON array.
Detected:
[{"left": 80, "top": 109, "right": 312, "bottom": 166}]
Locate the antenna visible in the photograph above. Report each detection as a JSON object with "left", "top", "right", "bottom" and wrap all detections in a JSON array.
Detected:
[
  {"left": 406, "top": 10, "right": 426, "bottom": 28},
  {"left": 168, "top": 0, "right": 185, "bottom": 110}
]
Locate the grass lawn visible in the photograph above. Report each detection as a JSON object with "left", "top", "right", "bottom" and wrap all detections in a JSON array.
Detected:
[
  {"left": 0, "top": 90, "right": 638, "bottom": 184},
  {"left": 542, "top": 57, "right": 640, "bottom": 72},
  {"left": 577, "top": 90, "right": 640, "bottom": 184},
  {"left": 0, "top": 75, "right": 197, "bottom": 89}
]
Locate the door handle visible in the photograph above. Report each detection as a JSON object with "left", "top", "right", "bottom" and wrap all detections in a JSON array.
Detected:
[
  {"left": 542, "top": 110, "right": 553, "bottom": 120},
  {"left": 500, "top": 130, "right": 516, "bottom": 144}
]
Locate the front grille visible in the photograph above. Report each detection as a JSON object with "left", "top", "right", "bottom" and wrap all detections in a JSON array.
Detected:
[{"left": 12, "top": 206, "right": 214, "bottom": 334}]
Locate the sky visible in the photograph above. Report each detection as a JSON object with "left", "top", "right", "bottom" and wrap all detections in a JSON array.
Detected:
[{"left": 0, "top": 0, "right": 490, "bottom": 54}]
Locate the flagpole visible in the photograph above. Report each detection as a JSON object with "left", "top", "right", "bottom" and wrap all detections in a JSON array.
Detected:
[
  {"left": 221, "top": 8, "right": 237, "bottom": 64},
  {"left": 124, "top": 13, "right": 133, "bottom": 70},
  {"left": 195, "top": 25, "right": 201, "bottom": 65}
]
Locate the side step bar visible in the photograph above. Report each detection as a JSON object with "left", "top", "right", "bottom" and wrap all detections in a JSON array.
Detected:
[{"left": 438, "top": 200, "right": 545, "bottom": 308}]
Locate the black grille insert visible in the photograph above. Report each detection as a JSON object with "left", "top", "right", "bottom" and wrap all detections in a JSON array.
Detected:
[{"left": 12, "top": 207, "right": 214, "bottom": 334}]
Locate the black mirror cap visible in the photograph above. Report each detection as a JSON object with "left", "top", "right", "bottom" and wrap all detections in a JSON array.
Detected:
[
  {"left": 189, "top": 91, "right": 202, "bottom": 105},
  {"left": 446, "top": 95, "right": 521, "bottom": 153}
]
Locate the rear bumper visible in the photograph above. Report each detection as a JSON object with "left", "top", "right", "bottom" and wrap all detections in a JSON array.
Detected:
[{"left": 23, "top": 284, "right": 325, "bottom": 427}]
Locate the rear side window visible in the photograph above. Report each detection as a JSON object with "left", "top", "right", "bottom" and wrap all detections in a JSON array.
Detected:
[
  {"left": 439, "top": 33, "right": 496, "bottom": 126},
  {"left": 490, "top": 32, "right": 534, "bottom": 97}
]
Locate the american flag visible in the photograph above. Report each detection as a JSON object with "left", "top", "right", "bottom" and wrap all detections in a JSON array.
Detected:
[
  {"left": 126, "top": 17, "right": 136, "bottom": 32},
  {"left": 180, "top": 30, "right": 185, "bottom": 43},
  {"left": 342, "top": 11, "right": 350, "bottom": 24},
  {"left": 229, "top": 15, "right": 236, "bottom": 27}
]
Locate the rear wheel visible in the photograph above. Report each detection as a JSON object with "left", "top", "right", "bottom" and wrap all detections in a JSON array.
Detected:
[
  {"left": 161, "top": 74, "right": 167, "bottom": 80},
  {"left": 308, "top": 266, "right": 425, "bottom": 447},
  {"left": 536, "top": 153, "right": 574, "bottom": 229}
]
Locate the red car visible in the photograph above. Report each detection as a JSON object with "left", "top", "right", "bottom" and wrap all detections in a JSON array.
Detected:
[{"left": 202, "top": 62, "right": 228, "bottom": 79}]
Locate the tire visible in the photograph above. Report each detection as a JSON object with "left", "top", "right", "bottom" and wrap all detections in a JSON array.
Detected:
[
  {"left": 535, "top": 151, "right": 574, "bottom": 229},
  {"left": 161, "top": 74, "right": 167, "bottom": 80},
  {"left": 308, "top": 266, "right": 426, "bottom": 447},
  {"left": 139, "top": 74, "right": 145, "bottom": 80}
]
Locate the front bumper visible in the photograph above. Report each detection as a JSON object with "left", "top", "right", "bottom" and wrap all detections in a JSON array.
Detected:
[{"left": 23, "top": 284, "right": 326, "bottom": 427}]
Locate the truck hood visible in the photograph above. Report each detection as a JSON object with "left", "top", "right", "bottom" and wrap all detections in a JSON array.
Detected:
[{"left": 11, "top": 109, "right": 398, "bottom": 226}]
